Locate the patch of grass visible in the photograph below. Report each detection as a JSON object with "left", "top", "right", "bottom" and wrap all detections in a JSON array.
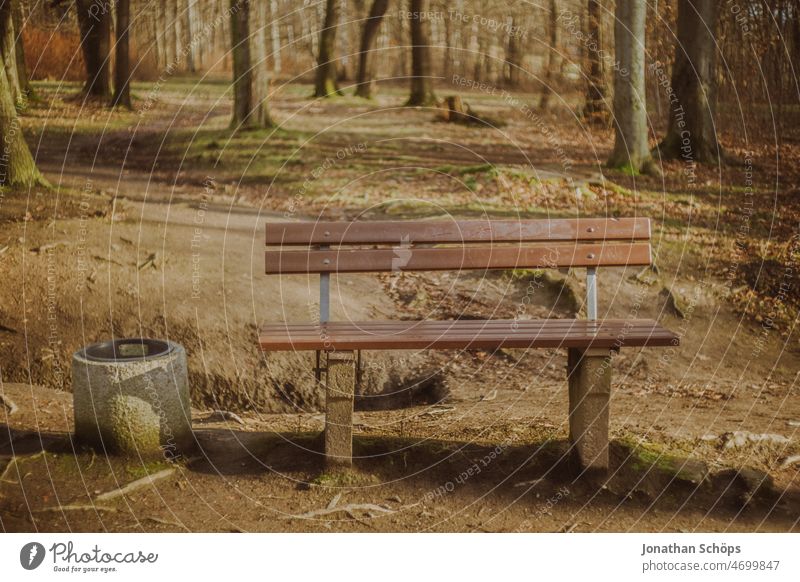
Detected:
[
  {"left": 433, "top": 163, "right": 500, "bottom": 180},
  {"left": 311, "top": 470, "right": 379, "bottom": 488},
  {"left": 125, "top": 459, "right": 174, "bottom": 480},
  {"left": 509, "top": 268, "right": 547, "bottom": 281},
  {"left": 617, "top": 435, "right": 705, "bottom": 483}
]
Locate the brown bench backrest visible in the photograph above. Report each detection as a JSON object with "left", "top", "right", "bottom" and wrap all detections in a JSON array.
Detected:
[{"left": 265, "top": 218, "right": 652, "bottom": 274}]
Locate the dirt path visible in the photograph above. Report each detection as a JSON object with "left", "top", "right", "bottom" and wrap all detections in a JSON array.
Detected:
[{"left": 1, "top": 79, "right": 799, "bottom": 532}]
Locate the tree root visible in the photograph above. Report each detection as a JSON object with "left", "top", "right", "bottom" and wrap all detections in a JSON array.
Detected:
[
  {"left": 0, "top": 394, "right": 18, "bottom": 415},
  {"left": 143, "top": 515, "right": 188, "bottom": 529},
  {"left": 33, "top": 504, "right": 118, "bottom": 513},
  {"left": 95, "top": 468, "right": 176, "bottom": 502},
  {"left": 0, "top": 451, "right": 46, "bottom": 484},
  {"left": 288, "top": 502, "right": 395, "bottom": 520}
]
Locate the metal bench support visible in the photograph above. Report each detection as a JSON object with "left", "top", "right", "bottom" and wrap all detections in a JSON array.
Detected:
[
  {"left": 586, "top": 267, "right": 598, "bottom": 320},
  {"left": 567, "top": 347, "right": 612, "bottom": 474},
  {"left": 322, "top": 350, "right": 356, "bottom": 468}
]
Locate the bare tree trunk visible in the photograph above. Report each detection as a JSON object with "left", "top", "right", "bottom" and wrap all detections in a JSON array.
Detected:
[
  {"left": 253, "top": 0, "right": 274, "bottom": 126},
  {"left": 338, "top": 0, "right": 350, "bottom": 80},
  {"left": 314, "top": 0, "right": 340, "bottom": 97},
  {"left": 354, "top": 0, "right": 389, "bottom": 98},
  {"left": 504, "top": 16, "right": 521, "bottom": 87},
  {"left": 175, "top": 0, "right": 185, "bottom": 65},
  {"left": 231, "top": 0, "right": 255, "bottom": 128},
  {"left": 443, "top": 6, "right": 453, "bottom": 79},
  {"left": 406, "top": 0, "right": 436, "bottom": 106},
  {"left": 153, "top": 2, "right": 165, "bottom": 69},
  {"left": 165, "top": 0, "right": 177, "bottom": 66},
  {"left": 270, "top": 0, "right": 281, "bottom": 74},
  {"left": 583, "top": 0, "right": 608, "bottom": 123},
  {"left": 11, "top": 0, "right": 31, "bottom": 98},
  {"left": 0, "top": 33, "right": 44, "bottom": 187},
  {"left": 658, "top": 0, "right": 721, "bottom": 164},
  {"left": 538, "top": 4, "right": 558, "bottom": 108},
  {"left": 473, "top": 29, "right": 484, "bottom": 82},
  {"left": 76, "top": 0, "right": 112, "bottom": 98},
  {"left": 0, "top": 0, "right": 21, "bottom": 102},
  {"left": 607, "top": 0, "right": 655, "bottom": 174},
  {"left": 185, "top": 0, "right": 196, "bottom": 72},
  {"left": 112, "top": 0, "right": 132, "bottom": 108}
]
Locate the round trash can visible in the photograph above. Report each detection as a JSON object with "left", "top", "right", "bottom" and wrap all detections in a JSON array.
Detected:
[{"left": 72, "top": 338, "right": 194, "bottom": 459}]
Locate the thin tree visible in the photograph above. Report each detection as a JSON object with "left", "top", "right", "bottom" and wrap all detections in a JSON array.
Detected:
[
  {"left": 583, "top": 0, "right": 608, "bottom": 123},
  {"left": 111, "top": 0, "right": 132, "bottom": 108},
  {"left": 165, "top": 0, "right": 177, "bottom": 65},
  {"left": 406, "top": 0, "right": 436, "bottom": 106},
  {"left": 231, "top": 0, "right": 254, "bottom": 127},
  {"left": 354, "top": 0, "right": 390, "bottom": 98},
  {"left": 504, "top": 15, "right": 522, "bottom": 87},
  {"left": 657, "top": 0, "right": 721, "bottom": 163},
  {"left": 253, "top": 0, "right": 274, "bottom": 126},
  {"left": 314, "top": 0, "right": 341, "bottom": 97},
  {"left": 76, "top": 0, "right": 112, "bottom": 98},
  {"left": 269, "top": 0, "right": 281, "bottom": 74},
  {"left": 607, "top": 0, "right": 655, "bottom": 174},
  {"left": 186, "top": 0, "right": 197, "bottom": 72},
  {"left": 538, "top": 2, "right": 558, "bottom": 109}
]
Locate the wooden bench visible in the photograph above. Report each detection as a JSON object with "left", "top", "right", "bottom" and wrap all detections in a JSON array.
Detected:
[{"left": 259, "top": 218, "right": 679, "bottom": 474}]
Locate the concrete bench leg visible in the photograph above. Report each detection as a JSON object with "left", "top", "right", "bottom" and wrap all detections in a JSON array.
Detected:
[
  {"left": 323, "top": 351, "right": 356, "bottom": 469},
  {"left": 567, "top": 347, "right": 612, "bottom": 475}
]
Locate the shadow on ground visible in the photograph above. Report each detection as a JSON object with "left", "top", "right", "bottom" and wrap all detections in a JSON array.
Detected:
[{"left": 2, "top": 424, "right": 797, "bottom": 532}]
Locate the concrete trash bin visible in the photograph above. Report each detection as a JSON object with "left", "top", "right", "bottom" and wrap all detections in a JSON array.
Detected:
[{"left": 72, "top": 338, "right": 194, "bottom": 459}]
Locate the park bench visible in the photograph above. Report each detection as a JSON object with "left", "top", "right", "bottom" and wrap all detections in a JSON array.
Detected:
[{"left": 259, "top": 218, "right": 679, "bottom": 474}]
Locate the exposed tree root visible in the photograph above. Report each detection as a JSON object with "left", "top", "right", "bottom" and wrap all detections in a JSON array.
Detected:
[{"left": 95, "top": 468, "right": 176, "bottom": 502}]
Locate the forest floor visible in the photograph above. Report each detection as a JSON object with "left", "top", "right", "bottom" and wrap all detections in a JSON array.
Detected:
[{"left": 0, "top": 77, "right": 799, "bottom": 532}]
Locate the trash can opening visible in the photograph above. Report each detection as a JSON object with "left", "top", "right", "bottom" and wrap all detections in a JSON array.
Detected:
[{"left": 82, "top": 338, "right": 173, "bottom": 361}]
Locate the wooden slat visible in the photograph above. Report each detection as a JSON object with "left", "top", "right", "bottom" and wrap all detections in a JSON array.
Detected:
[
  {"left": 266, "top": 218, "right": 650, "bottom": 245},
  {"left": 265, "top": 243, "right": 651, "bottom": 274},
  {"left": 259, "top": 319, "right": 679, "bottom": 351}
]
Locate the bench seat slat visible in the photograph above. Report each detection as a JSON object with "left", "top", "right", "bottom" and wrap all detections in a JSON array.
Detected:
[
  {"left": 266, "top": 218, "right": 650, "bottom": 245},
  {"left": 259, "top": 319, "right": 679, "bottom": 351},
  {"left": 265, "top": 243, "right": 651, "bottom": 274}
]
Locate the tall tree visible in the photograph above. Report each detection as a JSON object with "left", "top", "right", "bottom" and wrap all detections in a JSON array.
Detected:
[
  {"left": 10, "top": 0, "right": 31, "bottom": 99},
  {"left": 607, "top": 0, "right": 655, "bottom": 174},
  {"left": 657, "top": 0, "right": 721, "bottom": 163},
  {"left": 111, "top": 0, "right": 132, "bottom": 108},
  {"left": 538, "top": 2, "right": 558, "bottom": 109},
  {"left": 354, "top": 0, "right": 389, "bottom": 98},
  {"left": 504, "top": 16, "right": 522, "bottom": 87},
  {"left": 314, "top": 0, "right": 341, "bottom": 97},
  {"left": 270, "top": 0, "right": 281, "bottom": 74},
  {"left": 231, "top": 0, "right": 254, "bottom": 127},
  {"left": 165, "top": 0, "right": 177, "bottom": 65},
  {"left": 0, "top": 0, "right": 21, "bottom": 102},
  {"left": 252, "top": 0, "right": 274, "bottom": 126},
  {"left": 406, "top": 0, "right": 436, "bottom": 106},
  {"left": 186, "top": 0, "right": 197, "bottom": 72},
  {"left": 583, "top": 0, "right": 608, "bottom": 123},
  {"left": 0, "top": 17, "right": 44, "bottom": 187},
  {"left": 76, "top": 0, "right": 112, "bottom": 98},
  {"left": 230, "top": 0, "right": 272, "bottom": 128}
]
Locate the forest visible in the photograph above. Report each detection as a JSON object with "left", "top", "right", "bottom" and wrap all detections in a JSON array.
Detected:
[{"left": 0, "top": 0, "right": 799, "bottom": 534}]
